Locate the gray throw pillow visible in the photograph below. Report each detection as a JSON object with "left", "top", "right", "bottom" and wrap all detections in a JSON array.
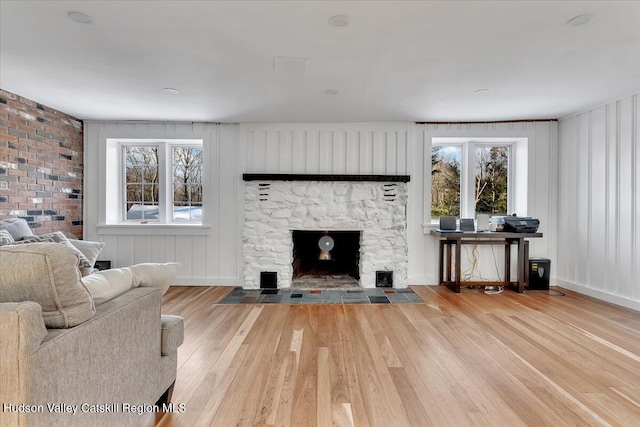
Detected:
[
  {"left": 0, "top": 218, "right": 34, "bottom": 240},
  {"left": 69, "top": 239, "right": 105, "bottom": 268}
]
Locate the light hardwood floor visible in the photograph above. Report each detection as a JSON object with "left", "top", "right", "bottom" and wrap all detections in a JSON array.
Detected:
[{"left": 151, "top": 286, "right": 640, "bottom": 426}]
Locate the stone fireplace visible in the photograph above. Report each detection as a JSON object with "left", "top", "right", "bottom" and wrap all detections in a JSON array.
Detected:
[{"left": 242, "top": 174, "right": 409, "bottom": 289}]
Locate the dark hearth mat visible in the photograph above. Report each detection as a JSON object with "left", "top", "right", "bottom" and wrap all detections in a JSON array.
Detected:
[{"left": 218, "top": 287, "right": 424, "bottom": 304}]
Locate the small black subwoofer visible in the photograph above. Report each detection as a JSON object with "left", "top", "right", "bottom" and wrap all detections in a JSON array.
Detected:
[{"left": 260, "top": 272, "right": 278, "bottom": 289}]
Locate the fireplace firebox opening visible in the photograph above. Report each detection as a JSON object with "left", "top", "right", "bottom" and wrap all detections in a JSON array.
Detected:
[{"left": 292, "top": 231, "right": 360, "bottom": 282}]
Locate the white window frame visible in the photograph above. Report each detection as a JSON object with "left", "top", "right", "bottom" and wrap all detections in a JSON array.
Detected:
[
  {"left": 117, "top": 139, "right": 203, "bottom": 225},
  {"left": 427, "top": 136, "right": 527, "bottom": 227},
  {"left": 169, "top": 144, "right": 204, "bottom": 223}
]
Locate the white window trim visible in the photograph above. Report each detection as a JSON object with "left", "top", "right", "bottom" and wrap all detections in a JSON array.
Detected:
[
  {"left": 423, "top": 134, "right": 529, "bottom": 233},
  {"left": 107, "top": 138, "right": 204, "bottom": 226}
]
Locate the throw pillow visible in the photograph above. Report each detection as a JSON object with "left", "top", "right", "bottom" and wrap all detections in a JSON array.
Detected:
[
  {"left": 0, "top": 218, "right": 34, "bottom": 240},
  {"left": 0, "top": 243, "right": 96, "bottom": 328},
  {"left": 25, "top": 231, "right": 92, "bottom": 268},
  {"left": 0, "top": 230, "right": 15, "bottom": 246},
  {"left": 69, "top": 239, "right": 105, "bottom": 268},
  {"left": 130, "top": 262, "right": 181, "bottom": 295},
  {"left": 12, "top": 236, "right": 56, "bottom": 245},
  {"left": 82, "top": 267, "right": 138, "bottom": 306}
]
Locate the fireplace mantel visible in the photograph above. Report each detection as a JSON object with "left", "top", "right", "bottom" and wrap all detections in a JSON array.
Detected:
[{"left": 242, "top": 173, "right": 410, "bottom": 182}]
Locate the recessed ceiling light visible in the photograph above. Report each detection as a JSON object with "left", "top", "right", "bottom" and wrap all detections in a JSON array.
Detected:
[
  {"left": 329, "top": 15, "right": 349, "bottom": 28},
  {"left": 68, "top": 11, "right": 93, "bottom": 24},
  {"left": 566, "top": 14, "right": 592, "bottom": 26},
  {"left": 474, "top": 89, "right": 490, "bottom": 95},
  {"left": 324, "top": 89, "right": 338, "bottom": 95},
  {"left": 164, "top": 88, "right": 179, "bottom": 95}
]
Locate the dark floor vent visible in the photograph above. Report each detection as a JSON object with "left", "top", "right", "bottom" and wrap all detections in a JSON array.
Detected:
[{"left": 260, "top": 272, "right": 278, "bottom": 289}]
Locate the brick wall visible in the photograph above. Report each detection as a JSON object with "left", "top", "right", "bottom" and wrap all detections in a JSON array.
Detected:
[{"left": 0, "top": 89, "right": 83, "bottom": 237}]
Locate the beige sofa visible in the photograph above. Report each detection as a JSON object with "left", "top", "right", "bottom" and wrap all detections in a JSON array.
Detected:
[{"left": 0, "top": 243, "right": 183, "bottom": 427}]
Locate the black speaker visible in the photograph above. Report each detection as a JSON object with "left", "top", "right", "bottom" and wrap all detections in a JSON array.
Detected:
[
  {"left": 459, "top": 218, "right": 475, "bottom": 231},
  {"left": 439, "top": 216, "right": 456, "bottom": 230},
  {"left": 528, "top": 258, "right": 550, "bottom": 290}
]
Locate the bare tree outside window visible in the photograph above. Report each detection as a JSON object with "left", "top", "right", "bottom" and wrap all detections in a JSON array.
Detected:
[
  {"left": 475, "top": 146, "right": 509, "bottom": 215},
  {"left": 172, "top": 146, "right": 203, "bottom": 221},
  {"left": 125, "top": 146, "right": 159, "bottom": 220}
]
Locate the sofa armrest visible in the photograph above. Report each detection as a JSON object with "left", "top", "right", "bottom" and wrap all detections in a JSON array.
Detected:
[
  {"left": 0, "top": 302, "right": 48, "bottom": 426},
  {"left": 160, "top": 315, "right": 184, "bottom": 356},
  {"left": 0, "top": 301, "right": 48, "bottom": 359}
]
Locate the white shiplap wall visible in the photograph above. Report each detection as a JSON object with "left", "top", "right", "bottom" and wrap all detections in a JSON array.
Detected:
[
  {"left": 413, "top": 122, "right": 559, "bottom": 284},
  {"left": 241, "top": 123, "right": 410, "bottom": 175},
  {"left": 84, "top": 122, "right": 241, "bottom": 285},
  {"left": 557, "top": 93, "right": 640, "bottom": 310},
  {"left": 84, "top": 121, "right": 558, "bottom": 286}
]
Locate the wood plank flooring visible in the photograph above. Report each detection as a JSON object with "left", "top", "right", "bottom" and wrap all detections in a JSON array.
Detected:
[{"left": 151, "top": 286, "right": 640, "bottom": 426}]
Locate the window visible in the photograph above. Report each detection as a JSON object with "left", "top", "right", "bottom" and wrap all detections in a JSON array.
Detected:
[
  {"left": 431, "top": 140, "right": 513, "bottom": 221},
  {"left": 116, "top": 140, "right": 203, "bottom": 224},
  {"left": 125, "top": 146, "right": 160, "bottom": 221},
  {"left": 171, "top": 146, "right": 203, "bottom": 221},
  {"left": 431, "top": 145, "right": 462, "bottom": 218},
  {"left": 474, "top": 146, "right": 509, "bottom": 216}
]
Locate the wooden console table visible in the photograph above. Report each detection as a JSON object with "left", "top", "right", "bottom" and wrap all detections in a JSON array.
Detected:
[{"left": 430, "top": 230, "right": 543, "bottom": 293}]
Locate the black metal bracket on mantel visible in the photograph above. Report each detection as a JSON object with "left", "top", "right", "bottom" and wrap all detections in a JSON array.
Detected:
[{"left": 242, "top": 174, "right": 410, "bottom": 182}]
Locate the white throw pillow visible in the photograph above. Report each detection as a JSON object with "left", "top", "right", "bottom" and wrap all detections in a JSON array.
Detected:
[
  {"left": 82, "top": 267, "right": 138, "bottom": 306},
  {"left": 129, "top": 262, "right": 180, "bottom": 295},
  {"left": 69, "top": 239, "right": 105, "bottom": 267}
]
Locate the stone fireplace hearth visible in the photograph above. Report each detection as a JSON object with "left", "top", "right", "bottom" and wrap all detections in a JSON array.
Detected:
[{"left": 242, "top": 174, "right": 409, "bottom": 289}]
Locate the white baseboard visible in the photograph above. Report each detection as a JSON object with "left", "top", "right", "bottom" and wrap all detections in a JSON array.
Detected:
[
  {"left": 555, "top": 279, "right": 640, "bottom": 312},
  {"left": 408, "top": 276, "right": 437, "bottom": 286}
]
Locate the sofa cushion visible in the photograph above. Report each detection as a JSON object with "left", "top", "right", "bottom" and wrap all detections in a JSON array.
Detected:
[
  {"left": 130, "top": 262, "right": 180, "bottom": 295},
  {"left": 82, "top": 267, "right": 138, "bottom": 306},
  {"left": 160, "top": 315, "right": 184, "bottom": 356},
  {"left": 0, "top": 243, "right": 96, "bottom": 328},
  {"left": 0, "top": 218, "right": 34, "bottom": 240},
  {"left": 0, "top": 230, "right": 15, "bottom": 246}
]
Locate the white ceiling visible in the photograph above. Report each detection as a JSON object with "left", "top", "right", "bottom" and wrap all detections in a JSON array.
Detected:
[{"left": 1, "top": 1, "right": 639, "bottom": 123}]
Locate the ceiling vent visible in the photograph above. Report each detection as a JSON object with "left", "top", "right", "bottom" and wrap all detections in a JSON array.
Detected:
[{"left": 274, "top": 56, "right": 310, "bottom": 75}]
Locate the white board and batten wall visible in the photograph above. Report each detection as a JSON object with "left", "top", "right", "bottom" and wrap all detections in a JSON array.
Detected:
[
  {"left": 558, "top": 92, "right": 640, "bottom": 311},
  {"left": 84, "top": 121, "right": 558, "bottom": 287},
  {"left": 83, "top": 122, "right": 240, "bottom": 285}
]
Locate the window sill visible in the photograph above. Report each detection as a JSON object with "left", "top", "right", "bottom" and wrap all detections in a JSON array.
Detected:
[{"left": 97, "top": 224, "right": 211, "bottom": 236}]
